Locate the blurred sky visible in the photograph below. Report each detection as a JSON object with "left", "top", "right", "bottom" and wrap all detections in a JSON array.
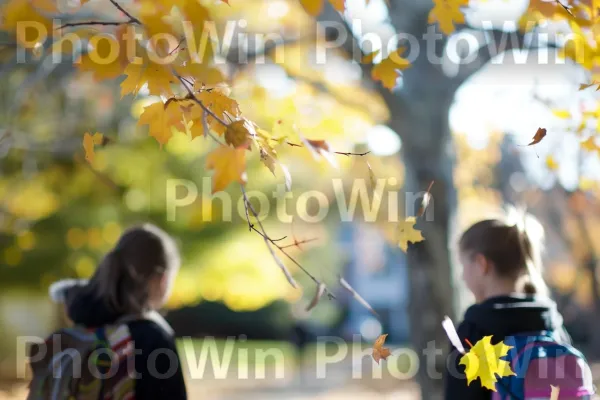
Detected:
[{"left": 342, "top": 0, "right": 600, "bottom": 191}]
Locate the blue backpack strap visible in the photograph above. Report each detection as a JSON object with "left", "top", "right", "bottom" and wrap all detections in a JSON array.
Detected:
[{"left": 94, "top": 326, "right": 109, "bottom": 400}]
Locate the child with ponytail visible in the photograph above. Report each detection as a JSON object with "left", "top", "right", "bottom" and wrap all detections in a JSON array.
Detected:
[
  {"left": 29, "top": 224, "right": 187, "bottom": 400},
  {"left": 444, "top": 211, "right": 594, "bottom": 399}
]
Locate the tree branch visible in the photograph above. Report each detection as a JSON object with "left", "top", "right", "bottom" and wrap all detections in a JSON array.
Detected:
[{"left": 108, "top": 0, "right": 141, "bottom": 25}]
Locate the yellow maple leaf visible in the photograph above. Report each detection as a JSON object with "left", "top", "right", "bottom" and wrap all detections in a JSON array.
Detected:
[
  {"left": 398, "top": 217, "right": 424, "bottom": 252},
  {"left": 196, "top": 91, "right": 241, "bottom": 135},
  {"left": 428, "top": 0, "right": 468, "bottom": 35},
  {"left": 225, "top": 119, "right": 254, "bottom": 148},
  {"left": 1, "top": 0, "right": 53, "bottom": 49},
  {"left": 82, "top": 132, "right": 103, "bottom": 164},
  {"left": 372, "top": 48, "right": 411, "bottom": 90},
  {"left": 459, "top": 336, "right": 516, "bottom": 391},
  {"left": 121, "top": 63, "right": 172, "bottom": 97},
  {"left": 75, "top": 25, "right": 138, "bottom": 82},
  {"left": 206, "top": 145, "right": 248, "bottom": 193},
  {"left": 138, "top": 101, "right": 186, "bottom": 146},
  {"left": 545, "top": 155, "right": 559, "bottom": 171}
]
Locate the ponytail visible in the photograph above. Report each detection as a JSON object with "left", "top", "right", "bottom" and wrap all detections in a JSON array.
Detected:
[{"left": 510, "top": 209, "right": 550, "bottom": 298}]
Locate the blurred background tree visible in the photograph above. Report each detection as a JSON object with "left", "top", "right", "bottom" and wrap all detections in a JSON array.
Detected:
[{"left": 2, "top": 0, "right": 600, "bottom": 398}]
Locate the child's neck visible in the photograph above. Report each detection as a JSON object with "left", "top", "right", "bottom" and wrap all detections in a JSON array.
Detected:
[{"left": 481, "top": 280, "right": 520, "bottom": 301}]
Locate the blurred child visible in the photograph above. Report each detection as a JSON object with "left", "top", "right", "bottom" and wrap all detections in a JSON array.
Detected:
[
  {"left": 444, "top": 212, "right": 594, "bottom": 399},
  {"left": 29, "top": 223, "right": 186, "bottom": 400}
]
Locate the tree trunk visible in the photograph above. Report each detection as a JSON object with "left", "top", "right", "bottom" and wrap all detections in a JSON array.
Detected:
[{"left": 392, "top": 93, "right": 457, "bottom": 400}]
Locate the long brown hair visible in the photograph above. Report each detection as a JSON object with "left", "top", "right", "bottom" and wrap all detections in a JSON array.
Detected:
[
  {"left": 459, "top": 212, "right": 549, "bottom": 297},
  {"left": 69, "top": 223, "right": 180, "bottom": 316}
]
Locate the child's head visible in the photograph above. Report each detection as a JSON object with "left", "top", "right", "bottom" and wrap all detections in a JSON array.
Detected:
[
  {"left": 458, "top": 213, "right": 548, "bottom": 303},
  {"left": 92, "top": 223, "right": 180, "bottom": 315}
]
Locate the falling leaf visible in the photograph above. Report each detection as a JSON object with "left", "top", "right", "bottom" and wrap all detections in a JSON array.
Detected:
[
  {"left": 546, "top": 155, "right": 559, "bottom": 171},
  {"left": 552, "top": 109, "right": 571, "bottom": 119},
  {"left": 417, "top": 181, "right": 434, "bottom": 218},
  {"left": 459, "top": 336, "right": 516, "bottom": 391},
  {"left": 550, "top": 385, "right": 560, "bottom": 400},
  {"left": 398, "top": 217, "right": 424, "bottom": 252},
  {"left": 306, "top": 282, "right": 326, "bottom": 311},
  {"left": 442, "top": 316, "right": 466, "bottom": 354},
  {"left": 372, "top": 48, "right": 411, "bottom": 90},
  {"left": 528, "top": 127, "right": 547, "bottom": 146},
  {"left": 372, "top": 334, "right": 392, "bottom": 364},
  {"left": 206, "top": 145, "right": 248, "bottom": 193},
  {"left": 82, "top": 132, "right": 103, "bottom": 164},
  {"left": 428, "top": 0, "right": 468, "bottom": 35},
  {"left": 300, "top": 137, "right": 339, "bottom": 168},
  {"left": 362, "top": 49, "right": 380, "bottom": 64}
]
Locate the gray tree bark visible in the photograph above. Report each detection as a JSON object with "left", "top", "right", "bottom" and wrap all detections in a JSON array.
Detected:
[{"left": 319, "top": 0, "right": 549, "bottom": 396}]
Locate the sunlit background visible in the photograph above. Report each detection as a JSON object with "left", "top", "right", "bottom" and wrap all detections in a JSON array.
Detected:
[{"left": 2, "top": 0, "right": 600, "bottom": 398}]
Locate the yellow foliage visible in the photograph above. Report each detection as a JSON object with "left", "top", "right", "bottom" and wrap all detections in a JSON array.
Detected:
[
  {"left": 460, "top": 336, "right": 516, "bottom": 391},
  {"left": 205, "top": 145, "right": 248, "bottom": 193}
]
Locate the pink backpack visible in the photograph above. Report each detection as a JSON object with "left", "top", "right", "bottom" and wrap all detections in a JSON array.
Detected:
[{"left": 491, "top": 332, "right": 595, "bottom": 399}]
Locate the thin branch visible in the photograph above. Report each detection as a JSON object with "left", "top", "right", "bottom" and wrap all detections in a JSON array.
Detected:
[
  {"left": 175, "top": 74, "right": 229, "bottom": 127},
  {"left": 278, "top": 237, "right": 318, "bottom": 250},
  {"left": 74, "top": 154, "right": 119, "bottom": 191},
  {"left": 242, "top": 185, "right": 298, "bottom": 288},
  {"left": 108, "top": 0, "right": 142, "bottom": 24},
  {"left": 241, "top": 186, "right": 337, "bottom": 300},
  {"left": 57, "top": 21, "right": 132, "bottom": 29},
  {"left": 275, "top": 139, "right": 371, "bottom": 156},
  {"left": 334, "top": 150, "right": 371, "bottom": 157}
]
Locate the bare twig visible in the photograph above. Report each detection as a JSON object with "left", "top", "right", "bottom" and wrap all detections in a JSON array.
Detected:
[
  {"left": 334, "top": 150, "right": 371, "bottom": 157},
  {"left": 74, "top": 153, "right": 119, "bottom": 191},
  {"left": 278, "top": 237, "right": 318, "bottom": 250},
  {"left": 108, "top": 0, "right": 142, "bottom": 24},
  {"left": 57, "top": 21, "right": 132, "bottom": 29},
  {"left": 242, "top": 186, "right": 298, "bottom": 288},
  {"left": 275, "top": 139, "right": 372, "bottom": 156}
]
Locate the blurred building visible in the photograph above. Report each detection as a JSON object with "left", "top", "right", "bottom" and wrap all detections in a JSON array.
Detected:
[{"left": 337, "top": 221, "right": 410, "bottom": 344}]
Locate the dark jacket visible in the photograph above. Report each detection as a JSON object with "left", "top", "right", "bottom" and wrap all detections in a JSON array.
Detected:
[
  {"left": 444, "top": 294, "right": 572, "bottom": 400},
  {"left": 64, "top": 284, "right": 188, "bottom": 400}
]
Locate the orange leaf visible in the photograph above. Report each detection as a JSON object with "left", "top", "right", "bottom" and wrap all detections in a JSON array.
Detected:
[
  {"left": 372, "top": 334, "right": 391, "bottom": 364},
  {"left": 206, "top": 145, "right": 248, "bottom": 193},
  {"left": 528, "top": 128, "right": 547, "bottom": 146}
]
